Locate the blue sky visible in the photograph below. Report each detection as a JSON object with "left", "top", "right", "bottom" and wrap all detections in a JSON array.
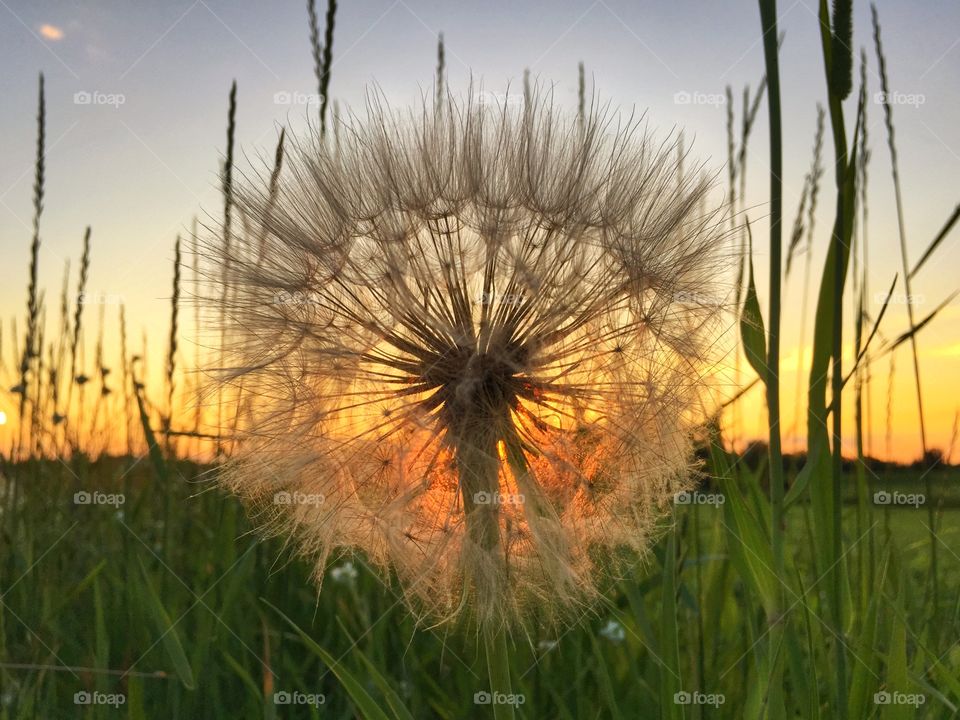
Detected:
[{"left": 1, "top": 0, "right": 958, "bottom": 456}]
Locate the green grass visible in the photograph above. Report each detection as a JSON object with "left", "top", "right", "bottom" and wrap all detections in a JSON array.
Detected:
[{"left": 2, "top": 456, "right": 959, "bottom": 718}]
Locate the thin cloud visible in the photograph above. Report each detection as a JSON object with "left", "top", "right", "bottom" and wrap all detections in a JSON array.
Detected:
[{"left": 39, "top": 24, "right": 65, "bottom": 41}]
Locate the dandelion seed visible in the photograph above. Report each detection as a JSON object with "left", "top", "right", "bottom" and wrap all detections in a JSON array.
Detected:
[{"left": 206, "top": 88, "right": 727, "bottom": 626}]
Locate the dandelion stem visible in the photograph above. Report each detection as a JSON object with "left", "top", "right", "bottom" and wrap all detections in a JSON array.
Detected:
[{"left": 457, "top": 430, "right": 504, "bottom": 601}]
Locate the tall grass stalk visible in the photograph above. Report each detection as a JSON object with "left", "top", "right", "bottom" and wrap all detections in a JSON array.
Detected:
[
  {"left": 307, "top": 0, "right": 337, "bottom": 136},
  {"left": 51, "top": 260, "right": 70, "bottom": 438},
  {"left": 871, "top": 6, "right": 926, "bottom": 458},
  {"left": 436, "top": 33, "right": 445, "bottom": 106},
  {"left": 756, "top": 3, "right": 786, "bottom": 714},
  {"left": 858, "top": 79, "right": 874, "bottom": 459},
  {"left": 725, "top": 78, "right": 766, "bottom": 451},
  {"left": 119, "top": 303, "right": 133, "bottom": 455},
  {"left": 577, "top": 61, "right": 585, "bottom": 126},
  {"left": 872, "top": 2, "right": 939, "bottom": 613},
  {"left": 852, "top": 54, "right": 874, "bottom": 595},
  {"left": 885, "top": 352, "right": 895, "bottom": 459},
  {"left": 64, "top": 227, "right": 91, "bottom": 451},
  {"left": 217, "top": 81, "right": 237, "bottom": 455},
  {"left": 88, "top": 303, "right": 114, "bottom": 454},
  {"left": 805, "top": 0, "right": 857, "bottom": 715},
  {"left": 790, "top": 107, "right": 825, "bottom": 444},
  {"left": 191, "top": 217, "right": 202, "bottom": 453},
  {"left": 30, "top": 301, "right": 46, "bottom": 459},
  {"left": 17, "top": 73, "right": 45, "bottom": 461},
  {"left": 166, "top": 235, "right": 182, "bottom": 454},
  {"left": 724, "top": 86, "right": 741, "bottom": 448}
]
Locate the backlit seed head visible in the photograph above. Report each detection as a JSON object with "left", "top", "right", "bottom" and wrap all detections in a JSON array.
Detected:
[{"left": 203, "top": 87, "right": 729, "bottom": 626}]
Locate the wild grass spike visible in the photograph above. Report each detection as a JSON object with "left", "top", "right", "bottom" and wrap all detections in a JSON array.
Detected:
[
  {"left": 17, "top": 73, "right": 45, "bottom": 458},
  {"left": 436, "top": 33, "right": 445, "bottom": 107},
  {"left": 307, "top": 0, "right": 337, "bottom": 135},
  {"left": 167, "top": 235, "right": 182, "bottom": 426},
  {"left": 831, "top": 0, "right": 853, "bottom": 100}
]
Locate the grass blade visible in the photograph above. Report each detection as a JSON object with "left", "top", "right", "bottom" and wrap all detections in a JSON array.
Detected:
[
  {"left": 137, "top": 557, "right": 195, "bottom": 689},
  {"left": 263, "top": 599, "right": 395, "bottom": 720}
]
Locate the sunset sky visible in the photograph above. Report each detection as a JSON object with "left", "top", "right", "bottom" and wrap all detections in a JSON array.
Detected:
[{"left": 1, "top": 0, "right": 958, "bottom": 461}]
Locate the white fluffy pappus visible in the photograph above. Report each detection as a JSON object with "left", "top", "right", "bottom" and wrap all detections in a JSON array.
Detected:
[{"left": 201, "top": 88, "right": 731, "bottom": 627}]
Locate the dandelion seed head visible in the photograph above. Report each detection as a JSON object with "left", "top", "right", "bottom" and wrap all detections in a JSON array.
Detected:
[{"left": 204, "top": 87, "right": 729, "bottom": 627}]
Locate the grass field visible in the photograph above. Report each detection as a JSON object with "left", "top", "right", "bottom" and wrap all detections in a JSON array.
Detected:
[{"left": 2, "top": 455, "right": 959, "bottom": 718}]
